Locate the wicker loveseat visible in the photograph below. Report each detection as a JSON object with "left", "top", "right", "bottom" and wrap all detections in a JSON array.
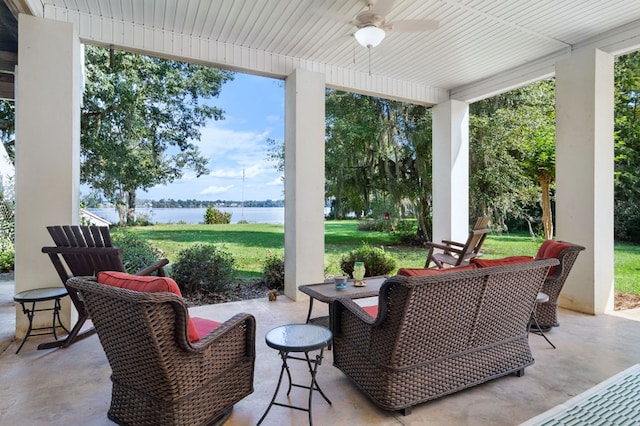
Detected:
[
  {"left": 331, "top": 258, "right": 558, "bottom": 414},
  {"left": 66, "top": 276, "right": 256, "bottom": 426}
]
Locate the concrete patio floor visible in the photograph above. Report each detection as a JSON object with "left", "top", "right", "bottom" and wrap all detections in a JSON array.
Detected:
[{"left": 1, "top": 277, "right": 640, "bottom": 426}]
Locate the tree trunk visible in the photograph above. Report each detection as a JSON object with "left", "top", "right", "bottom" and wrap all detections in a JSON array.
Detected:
[
  {"left": 539, "top": 173, "right": 553, "bottom": 240},
  {"left": 417, "top": 197, "right": 431, "bottom": 241},
  {"left": 116, "top": 191, "right": 127, "bottom": 225},
  {"left": 127, "top": 190, "right": 136, "bottom": 225}
]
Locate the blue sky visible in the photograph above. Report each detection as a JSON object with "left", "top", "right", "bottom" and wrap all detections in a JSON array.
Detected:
[{"left": 139, "top": 73, "right": 285, "bottom": 202}]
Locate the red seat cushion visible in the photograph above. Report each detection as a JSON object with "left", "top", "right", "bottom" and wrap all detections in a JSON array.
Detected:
[
  {"left": 471, "top": 256, "right": 534, "bottom": 268},
  {"left": 190, "top": 316, "right": 222, "bottom": 338},
  {"left": 97, "top": 271, "right": 211, "bottom": 343},
  {"left": 535, "top": 240, "right": 572, "bottom": 275},
  {"left": 363, "top": 305, "right": 378, "bottom": 318},
  {"left": 397, "top": 264, "right": 477, "bottom": 277}
]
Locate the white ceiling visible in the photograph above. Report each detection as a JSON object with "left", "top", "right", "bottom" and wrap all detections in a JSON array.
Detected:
[{"left": 16, "top": 0, "right": 640, "bottom": 104}]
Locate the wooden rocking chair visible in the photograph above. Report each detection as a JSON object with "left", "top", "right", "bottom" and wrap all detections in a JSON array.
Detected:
[
  {"left": 39, "top": 225, "right": 168, "bottom": 350},
  {"left": 424, "top": 217, "right": 491, "bottom": 268}
]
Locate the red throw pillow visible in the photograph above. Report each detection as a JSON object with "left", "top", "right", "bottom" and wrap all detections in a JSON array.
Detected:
[
  {"left": 535, "top": 240, "right": 572, "bottom": 275},
  {"left": 397, "top": 264, "right": 477, "bottom": 277},
  {"left": 471, "top": 256, "right": 534, "bottom": 268},
  {"left": 97, "top": 271, "right": 207, "bottom": 343}
]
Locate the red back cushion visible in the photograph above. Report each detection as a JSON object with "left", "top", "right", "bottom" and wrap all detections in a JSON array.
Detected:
[
  {"left": 471, "top": 256, "right": 534, "bottom": 268},
  {"left": 397, "top": 264, "right": 477, "bottom": 277},
  {"left": 535, "top": 240, "right": 572, "bottom": 275},
  {"left": 97, "top": 271, "right": 205, "bottom": 343}
]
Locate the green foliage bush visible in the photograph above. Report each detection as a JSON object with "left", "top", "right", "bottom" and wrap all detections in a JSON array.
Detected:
[
  {"left": 614, "top": 200, "right": 640, "bottom": 242},
  {"left": 132, "top": 213, "right": 153, "bottom": 226},
  {"left": 261, "top": 253, "right": 284, "bottom": 290},
  {"left": 340, "top": 243, "right": 397, "bottom": 278},
  {"left": 0, "top": 248, "right": 14, "bottom": 271},
  {"left": 111, "top": 229, "right": 164, "bottom": 273},
  {"left": 171, "top": 243, "right": 236, "bottom": 295},
  {"left": 204, "top": 206, "right": 231, "bottom": 224}
]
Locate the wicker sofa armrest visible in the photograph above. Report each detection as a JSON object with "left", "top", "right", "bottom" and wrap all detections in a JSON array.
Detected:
[
  {"left": 332, "top": 297, "right": 378, "bottom": 352},
  {"left": 185, "top": 312, "right": 256, "bottom": 358}
]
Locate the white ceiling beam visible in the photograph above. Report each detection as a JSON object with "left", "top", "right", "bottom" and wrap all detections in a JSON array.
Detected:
[
  {"left": 573, "top": 18, "right": 640, "bottom": 57},
  {"left": 450, "top": 49, "right": 566, "bottom": 103},
  {"left": 42, "top": 5, "right": 450, "bottom": 105},
  {"left": 451, "top": 19, "right": 640, "bottom": 103}
]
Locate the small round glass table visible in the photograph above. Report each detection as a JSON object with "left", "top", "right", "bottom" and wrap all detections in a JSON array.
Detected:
[
  {"left": 257, "top": 323, "right": 333, "bottom": 425},
  {"left": 13, "top": 287, "right": 70, "bottom": 354},
  {"left": 529, "top": 291, "right": 556, "bottom": 349}
]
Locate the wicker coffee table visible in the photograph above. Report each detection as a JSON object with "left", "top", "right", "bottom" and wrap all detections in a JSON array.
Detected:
[{"left": 299, "top": 276, "right": 386, "bottom": 327}]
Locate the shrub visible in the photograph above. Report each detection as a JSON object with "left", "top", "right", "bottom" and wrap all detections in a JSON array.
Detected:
[
  {"left": 204, "top": 206, "right": 231, "bottom": 224},
  {"left": 339, "top": 243, "right": 397, "bottom": 278},
  {"left": 171, "top": 243, "right": 236, "bottom": 295},
  {"left": 111, "top": 229, "right": 164, "bottom": 273},
  {"left": 0, "top": 248, "right": 14, "bottom": 271},
  {"left": 132, "top": 213, "right": 153, "bottom": 226},
  {"left": 261, "top": 254, "right": 284, "bottom": 290}
]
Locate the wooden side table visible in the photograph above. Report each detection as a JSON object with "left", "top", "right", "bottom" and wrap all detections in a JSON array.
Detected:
[{"left": 299, "top": 276, "right": 386, "bottom": 327}]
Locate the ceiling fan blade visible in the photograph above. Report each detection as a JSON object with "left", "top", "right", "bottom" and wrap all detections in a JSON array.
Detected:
[
  {"left": 387, "top": 19, "right": 439, "bottom": 32},
  {"left": 369, "top": 0, "right": 395, "bottom": 18}
]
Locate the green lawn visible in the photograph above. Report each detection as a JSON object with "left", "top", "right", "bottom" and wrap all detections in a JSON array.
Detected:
[{"left": 123, "top": 221, "right": 639, "bottom": 294}]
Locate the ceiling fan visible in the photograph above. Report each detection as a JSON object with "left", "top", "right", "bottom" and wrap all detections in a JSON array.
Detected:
[{"left": 351, "top": 0, "right": 440, "bottom": 49}]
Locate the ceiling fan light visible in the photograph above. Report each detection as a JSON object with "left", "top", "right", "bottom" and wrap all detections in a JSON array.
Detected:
[{"left": 355, "top": 26, "right": 386, "bottom": 48}]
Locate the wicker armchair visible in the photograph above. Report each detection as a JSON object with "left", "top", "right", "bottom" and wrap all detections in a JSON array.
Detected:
[
  {"left": 332, "top": 258, "right": 558, "bottom": 414},
  {"left": 533, "top": 240, "right": 586, "bottom": 329},
  {"left": 66, "top": 276, "right": 256, "bottom": 426}
]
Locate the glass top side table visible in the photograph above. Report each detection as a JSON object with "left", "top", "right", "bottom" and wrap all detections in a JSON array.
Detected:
[{"left": 257, "top": 323, "right": 333, "bottom": 425}]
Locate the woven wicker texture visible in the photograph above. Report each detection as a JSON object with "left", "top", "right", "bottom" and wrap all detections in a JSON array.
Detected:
[
  {"left": 332, "top": 258, "right": 558, "bottom": 412},
  {"left": 534, "top": 242, "right": 585, "bottom": 328},
  {"left": 66, "top": 277, "right": 256, "bottom": 426}
]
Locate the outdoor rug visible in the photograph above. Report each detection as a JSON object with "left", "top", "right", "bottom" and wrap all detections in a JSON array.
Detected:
[{"left": 521, "top": 364, "right": 640, "bottom": 425}]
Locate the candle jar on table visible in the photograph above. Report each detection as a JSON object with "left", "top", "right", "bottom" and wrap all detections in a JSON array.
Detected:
[{"left": 353, "top": 261, "right": 365, "bottom": 282}]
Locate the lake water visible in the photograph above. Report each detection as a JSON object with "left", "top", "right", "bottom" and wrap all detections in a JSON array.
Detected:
[{"left": 87, "top": 207, "right": 285, "bottom": 225}]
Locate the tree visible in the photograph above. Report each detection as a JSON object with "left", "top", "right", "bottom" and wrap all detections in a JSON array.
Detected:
[
  {"left": 81, "top": 46, "right": 233, "bottom": 224},
  {"left": 613, "top": 51, "right": 640, "bottom": 241},
  {"left": 0, "top": 100, "right": 15, "bottom": 164},
  {"left": 470, "top": 80, "right": 555, "bottom": 237},
  {"left": 325, "top": 90, "right": 433, "bottom": 238},
  {"left": 517, "top": 81, "right": 556, "bottom": 239}
]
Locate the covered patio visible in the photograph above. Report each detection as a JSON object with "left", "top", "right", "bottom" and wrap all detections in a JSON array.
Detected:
[
  {"left": 5, "top": 1, "right": 640, "bottom": 336},
  {"left": 1, "top": 275, "right": 640, "bottom": 425},
  {"left": 2, "top": 1, "right": 640, "bottom": 423}
]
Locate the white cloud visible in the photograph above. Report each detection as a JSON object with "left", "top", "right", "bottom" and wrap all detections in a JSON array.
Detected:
[
  {"left": 200, "top": 185, "right": 235, "bottom": 195},
  {"left": 209, "top": 160, "right": 277, "bottom": 179},
  {"left": 197, "top": 123, "right": 270, "bottom": 158},
  {"left": 264, "top": 177, "right": 284, "bottom": 186}
]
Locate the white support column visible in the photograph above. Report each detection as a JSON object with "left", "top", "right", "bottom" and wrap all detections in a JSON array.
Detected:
[
  {"left": 431, "top": 100, "right": 470, "bottom": 244},
  {"left": 14, "top": 15, "right": 81, "bottom": 336},
  {"left": 555, "top": 48, "right": 614, "bottom": 315},
  {"left": 284, "top": 69, "right": 325, "bottom": 300}
]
